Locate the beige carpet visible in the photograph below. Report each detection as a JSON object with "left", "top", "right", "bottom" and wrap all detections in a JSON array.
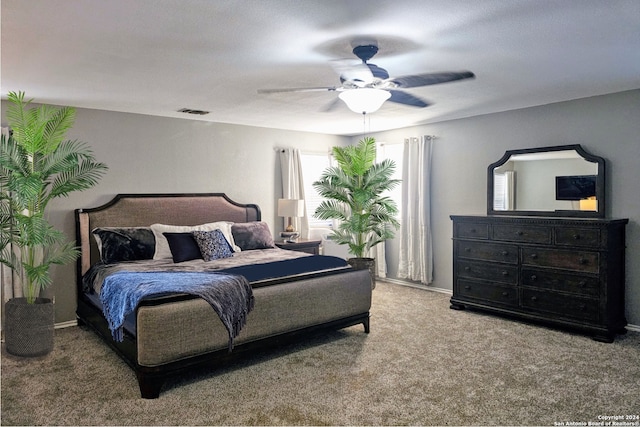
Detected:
[{"left": 2, "top": 281, "right": 639, "bottom": 426}]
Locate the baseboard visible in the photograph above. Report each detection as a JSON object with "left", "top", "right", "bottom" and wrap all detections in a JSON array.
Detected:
[
  {"left": 377, "top": 278, "right": 640, "bottom": 333},
  {"left": 626, "top": 323, "right": 640, "bottom": 333},
  {"left": 378, "top": 277, "right": 453, "bottom": 295},
  {"left": 54, "top": 320, "right": 78, "bottom": 329}
]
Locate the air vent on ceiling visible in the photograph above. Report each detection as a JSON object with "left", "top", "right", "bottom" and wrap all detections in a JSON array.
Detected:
[{"left": 177, "top": 108, "right": 210, "bottom": 115}]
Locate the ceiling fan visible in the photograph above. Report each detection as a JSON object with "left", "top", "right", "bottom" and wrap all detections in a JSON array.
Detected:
[{"left": 258, "top": 44, "right": 475, "bottom": 113}]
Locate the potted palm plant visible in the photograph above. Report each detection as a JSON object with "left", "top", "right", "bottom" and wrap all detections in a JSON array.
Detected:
[
  {"left": 313, "top": 136, "right": 400, "bottom": 287},
  {"left": 1, "top": 91, "right": 108, "bottom": 356}
]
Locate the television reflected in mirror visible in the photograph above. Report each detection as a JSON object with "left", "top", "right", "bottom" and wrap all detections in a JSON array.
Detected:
[{"left": 488, "top": 144, "right": 605, "bottom": 218}]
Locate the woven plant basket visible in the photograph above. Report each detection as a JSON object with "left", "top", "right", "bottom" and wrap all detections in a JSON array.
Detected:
[
  {"left": 347, "top": 257, "right": 376, "bottom": 289},
  {"left": 5, "top": 297, "right": 54, "bottom": 357}
]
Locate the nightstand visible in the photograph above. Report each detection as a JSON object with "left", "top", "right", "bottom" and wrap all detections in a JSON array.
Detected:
[{"left": 275, "top": 239, "right": 321, "bottom": 255}]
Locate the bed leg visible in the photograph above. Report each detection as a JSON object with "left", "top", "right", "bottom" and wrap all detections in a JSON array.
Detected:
[
  {"left": 363, "top": 316, "right": 370, "bottom": 334},
  {"left": 137, "top": 373, "right": 164, "bottom": 399}
]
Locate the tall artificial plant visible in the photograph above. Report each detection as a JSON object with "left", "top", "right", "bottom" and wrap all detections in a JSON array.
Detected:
[
  {"left": 0, "top": 91, "right": 108, "bottom": 303},
  {"left": 313, "top": 136, "right": 400, "bottom": 258}
]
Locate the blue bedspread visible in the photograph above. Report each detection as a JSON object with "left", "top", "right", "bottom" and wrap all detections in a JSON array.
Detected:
[{"left": 100, "top": 271, "right": 253, "bottom": 350}]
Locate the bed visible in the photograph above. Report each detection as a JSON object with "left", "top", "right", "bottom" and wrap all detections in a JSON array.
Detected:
[{"left": 75, "top": 193, "right": 372, "bottom": 398}]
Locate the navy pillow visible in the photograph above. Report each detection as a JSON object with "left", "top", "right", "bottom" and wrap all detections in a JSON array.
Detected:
[
  {"left": 92, "top": 227, "right": 156, "bottom": 263},
  {"left": 163, "top": 232, "right": 203, "bottom": 263},
  {"left": 192, "top": 229, "right": 234, "bottom": 261}
]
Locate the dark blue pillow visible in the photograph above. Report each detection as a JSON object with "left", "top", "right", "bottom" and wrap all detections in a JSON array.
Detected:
[{"left": 163, "top": 232, "right": 203, "bottom": 263}]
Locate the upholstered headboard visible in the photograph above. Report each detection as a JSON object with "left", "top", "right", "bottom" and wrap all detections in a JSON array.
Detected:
[{"left": 75, "top": 193, "right": 261, "bottom": 281}]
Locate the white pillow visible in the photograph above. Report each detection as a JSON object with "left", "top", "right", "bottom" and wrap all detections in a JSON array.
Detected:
[{"left": 150, "top": 222, "right": 240, "bottom": 259}]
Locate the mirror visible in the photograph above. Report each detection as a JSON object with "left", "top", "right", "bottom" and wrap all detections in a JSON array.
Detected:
[{"left": 488, "top": 144, "right": 605, "bottom": 218}]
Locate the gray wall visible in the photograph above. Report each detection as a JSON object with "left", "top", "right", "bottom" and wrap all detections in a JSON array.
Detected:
[{"left": 363, "top": 89, "right": 640, "bottom": 327}]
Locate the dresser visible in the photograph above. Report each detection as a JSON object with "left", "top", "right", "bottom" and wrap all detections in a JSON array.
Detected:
[{"left": 450, "top": 215, "right": 628, "bottom": 342}]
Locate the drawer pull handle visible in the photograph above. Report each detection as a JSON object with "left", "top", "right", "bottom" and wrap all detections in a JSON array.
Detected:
[
  {"left": 579, "top": 258, "right": 588, "bottom": 265},
  {"left": 464, "top": 247, "right": 471, "bottom": 252},
  {"left": 573, "top": 234, "right": 581, "bottom": 240},
  {"left": 470, "top": 228, "right": 476, "bottom": 233},
  {"left": 501, "top": 251, "right": 509, "bottom": 256},
  {"left": 530, "top": 275, "right": 537, "bottom": 281},
  {"left": 501, "top": 271, "right": 509, "bottom": 276},
  {"left": 464, "top": 266, "right": 471, "bottom": 271},
  {"left": 464, "top": 285, "right": 471, "bottom": 290},
  {"left": 531, "top": 296, "right": 538, "bottom": 302},
  {"left": 578, "top": 280, "right": 586, "bottom": 288},
  {"left": 516, "top": 231, "right": 524, "bottom": 236},
  {"left": 530, "top": 253, "right": 538, "bottom": 259},
  {"left": 502, "top": 292, "right": 509, "bottom": 297}
]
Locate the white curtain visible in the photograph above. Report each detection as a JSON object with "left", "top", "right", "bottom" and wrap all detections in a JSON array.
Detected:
[
  {"left": 397, "top": 135, "right": 434, "bottom": 284},
  {"left": 504, "top": 171, "right": 516, "bottom": 210},
  {"left": 373, "top": 141, "right": 402, "bottom": 279},
  {"left": 279, "top": 148, "right": 309, "bottom": 238},
  {"left": 372, "top": 242, "right": 386, "bottom": 278}
]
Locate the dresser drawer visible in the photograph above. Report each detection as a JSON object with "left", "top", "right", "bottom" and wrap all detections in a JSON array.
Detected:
[
  {"left": 521, "top": 247, "right": 599, "bottom": 273},
  {"left": 521, "top": 268, "right": 599, "bottom": 297},
  {"left": 456, "top": 240, "right": 518, "bottom": 264},
  {"left": 555, "top": 227, "right": 600, "bottom": 248},
  {"left": 457, "top": 260, "right": 518, "bottom": 285},
  {"left": 492, "top": 224, "right": 551, "bottom": 244},
  {"left": 455, "top": 222, "right": 489, "bottom": 239},
  {"left": 521, "top": 289, "right": 599, "bottom": 322},
  {"left": 456, "top": 279, "right": 518, "bottom": 307}
]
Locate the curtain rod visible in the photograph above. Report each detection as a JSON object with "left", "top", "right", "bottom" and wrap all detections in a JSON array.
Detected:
[
  {"left": 274, "top": 147, "right": 332, "bottom": 155},
  {"left": 380, "top": 135, "right": 437, "bottom": 146}
]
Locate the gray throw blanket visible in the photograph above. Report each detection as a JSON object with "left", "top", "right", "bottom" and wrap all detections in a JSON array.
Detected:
[{"left": 99, "top": 271, "right": 254, "bottom": 351}]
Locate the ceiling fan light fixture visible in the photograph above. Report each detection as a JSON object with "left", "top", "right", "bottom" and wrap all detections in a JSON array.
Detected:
[{"left": 338, "top": 88, "right": 391, "bottom": 114}]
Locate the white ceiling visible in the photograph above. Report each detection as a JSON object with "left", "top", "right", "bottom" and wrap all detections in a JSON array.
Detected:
[{"left": 2, "top": 0, "right": 639, "bottom": 136}]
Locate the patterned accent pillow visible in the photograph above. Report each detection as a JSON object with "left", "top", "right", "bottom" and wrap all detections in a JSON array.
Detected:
[
  {"left": 192, "top": 229, "right": 234, "bottom": 261},
  {"left": 92, "top": 227, "right": 156, "bottom": 263}
]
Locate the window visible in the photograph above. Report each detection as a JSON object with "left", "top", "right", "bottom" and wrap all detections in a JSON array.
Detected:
[
  {"left": 300, "top": 152, "right": 333, "bottom": 228},
  {"left": 493, "top": 171, "right": 515, "bottom": 210}
]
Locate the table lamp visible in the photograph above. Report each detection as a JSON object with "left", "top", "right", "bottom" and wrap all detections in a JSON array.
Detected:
[{"left": 278, "top": 198, "right": 304, "bottom": 241}]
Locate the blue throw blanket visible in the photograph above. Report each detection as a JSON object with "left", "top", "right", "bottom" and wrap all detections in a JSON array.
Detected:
[{"left": 99, "top": 271, "right": 254, "bottom": 351}]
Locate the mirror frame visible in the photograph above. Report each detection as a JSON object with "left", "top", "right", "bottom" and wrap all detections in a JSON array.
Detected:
[{"left": 487, "top": 144, "right": 605, "bottom": 218}]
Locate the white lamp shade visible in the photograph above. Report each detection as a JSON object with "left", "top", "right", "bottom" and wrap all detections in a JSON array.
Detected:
[
  {"left": 277, "top": 199, "right": 305, "bottom": 217},
  {"left": 338, "top": 88, "right": 391, "bottom": 114}
]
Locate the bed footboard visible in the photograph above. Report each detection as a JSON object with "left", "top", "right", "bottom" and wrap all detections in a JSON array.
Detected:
[
  {"left": 78, "top": 267, "right": 371, "bottom": 398},
  {"left": 135, "top": 312, "right": 370, "bottom": 399}
]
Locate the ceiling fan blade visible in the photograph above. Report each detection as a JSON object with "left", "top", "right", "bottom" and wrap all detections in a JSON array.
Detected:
[
  {"left": 258, "top": 86, "right": 338, "bottom": 94},
  {"left": 387, "top": 90, "right": 431, "bottom": 108},
  {"left": 389, "top": 71, "right": 475, "bottom": 88},
  {"left": 330, "top": 59, "right": 374, "bottom": 86}
]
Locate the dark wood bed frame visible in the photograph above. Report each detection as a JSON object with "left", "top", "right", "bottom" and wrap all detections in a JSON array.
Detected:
[{"left": 75, "top": 193, "right": 370, "bottom": 398}]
